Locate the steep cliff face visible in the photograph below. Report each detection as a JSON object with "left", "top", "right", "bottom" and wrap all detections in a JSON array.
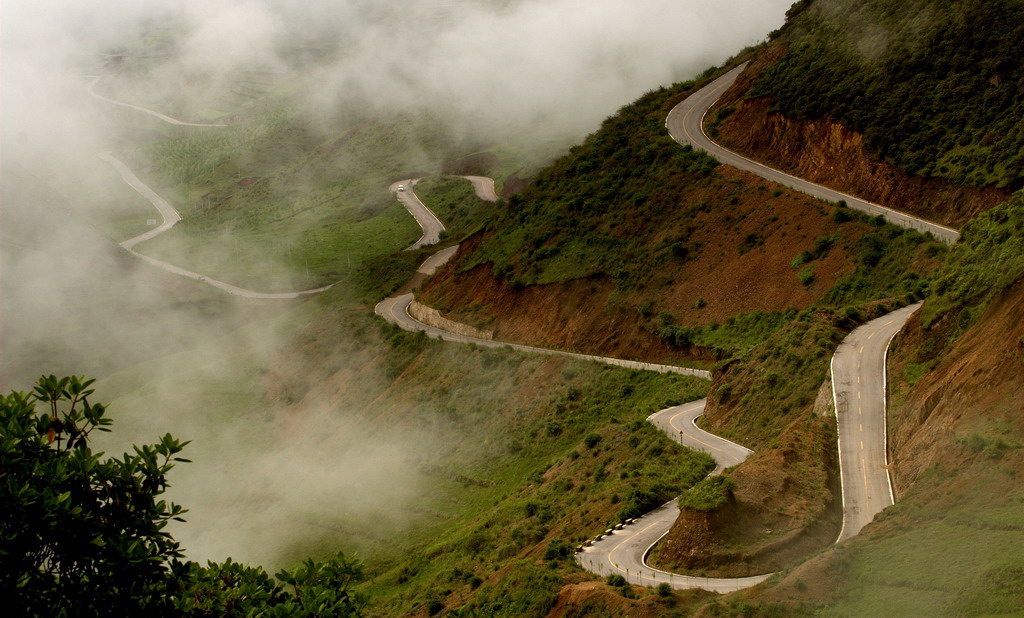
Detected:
[
  {"left": 714, "top": 63, "right": 1011, "bottom": 228},
  {"left": 888, "top": 276, "right": 1024, "bottom": 492}
]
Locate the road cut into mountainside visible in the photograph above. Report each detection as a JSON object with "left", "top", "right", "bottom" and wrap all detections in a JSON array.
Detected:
[
  {"left": 576, "top": 399, "right": 770, "bottom": 592},
  {"left": 666, "top": 64, "right": 960, "bottom": 244},
  {"left": 379, "top": 66, "right": 953, "bottom": 592},
  {"left": 665, "top": 64, "right": 940, "bottom": 555},
  {"left": 93, "top": 67, "right": 951, "bottom": 594}
]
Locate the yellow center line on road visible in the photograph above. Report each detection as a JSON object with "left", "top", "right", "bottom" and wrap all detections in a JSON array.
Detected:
[
  {"left": 858, "top": 391, "right": 862, "bottom": 400},
  {"left": 860, "top": 424, "right": 863, "bottom": 432},
  {"left": 860, "top": 441, "right": 864, "bottom": 450},
  {"left": 669, "top": 411, "right": 724, "bottom": 455},
  {"left": 860, "top": 346, "right": 864, "bottom": 354},
  {"left": 862, "top": 462, "right": 868, "bottom": 490},
  {"left": 859, "top": 407, "right": 862, "bottom": 415}
]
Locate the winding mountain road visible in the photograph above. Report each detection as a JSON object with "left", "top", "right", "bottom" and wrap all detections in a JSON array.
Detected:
[
  {"left": 460, "top": 175, "right": 499, "bottom": 202},
  {"left": 91, "top": 79, "right": 332, "bottom": 298},
  {"left": 575, "top": 65, "right": 938, "bottom": 591},
  {"left": 392, "top": 179, "right": 447, "bottom": 250},
  {"left": 375, "top": 290, "right": 710, "bottom": 378},
  {"left": 101, "top": 151, "right": 332, "bottom": 299},
  {"left": 832, "top": 301, "right": 921, "bottom": 542},
  {"left": 381, "top": 65, "right": 944, "bottom": 590},
  {"left": 666, "top": 64, "right": 960, "bottom": 244},
  {"left": 94, "top": 66, "right": 945, "bottom": 594},
  {"left": 576, "top": 399, "right": 769, "bottom": 592}
]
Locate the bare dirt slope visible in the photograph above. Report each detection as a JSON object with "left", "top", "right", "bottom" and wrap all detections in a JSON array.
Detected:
[
  {"left": 713, "top": 51, "right": 1011, "bottom": 228},
  {"left": 888, "top": 275, "right": 1024, "bottom": 492},
  {"left": 421, "top": 167, "right": 887, "bottom": 365}
]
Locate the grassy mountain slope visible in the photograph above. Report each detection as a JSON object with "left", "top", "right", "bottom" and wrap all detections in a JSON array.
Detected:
[
  {"left": 756, "top": 0, "right": 1024, "bottom": 189},
  {"left": 419, "top": 71, "right": 943, "bottom": 367},
  {"left": 730, "top": 192, "right": 1024, "bottom": 616},
  {"left": 411, "top": 64, "right": 958, "bottom": 584},
  {"left": 93, "top": 272, "right": 715, "bottom": 616},
  {"left": 417, "top": 3, "right": 1022, "bottom": 611}
]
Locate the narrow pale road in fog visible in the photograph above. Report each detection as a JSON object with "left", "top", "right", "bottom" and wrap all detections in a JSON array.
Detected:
[
  {"left": 100, "top": 151, "right": 181, "bottom": 251},
  {"left": 392, "top": 179, "right": 446, "bottom": 250},
  {"left": 98, "top": 152, "right": 331, "bottom": 298},
  {"left": 87, "top": 76, "right": 226, "bottom": 127},
  {"left": 666, "top": 65, "right": 960, "bottom": 244},
  {"left": 832, "top": 302, "right": 921, "bottom": 541},
  {"left": 577, "top": 399, "right": 770, "bottom": 592}
]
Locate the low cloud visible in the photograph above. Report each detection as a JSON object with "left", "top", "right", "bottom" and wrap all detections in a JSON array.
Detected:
[{"left": 2, "top": 0, "right": 791, "bottom": 567}]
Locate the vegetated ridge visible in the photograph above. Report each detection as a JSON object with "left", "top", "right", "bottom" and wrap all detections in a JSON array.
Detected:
[
  {"left": 410, "top": 2, "right": 1023, "bottom": 614},
  {"left": 416, "top": 62, "right": 946, "bottom": 586},
  {"left": 711, "top": 0, "right": 1023, "bottom": 228}
]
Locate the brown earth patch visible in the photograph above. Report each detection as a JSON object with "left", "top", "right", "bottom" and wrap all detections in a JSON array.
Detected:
[
  {"left": 652, "top": 414, "right": 841, "bottom": 577},
  {"left": 887, "top": 275, "right": 1024, "bottom": 494},
  {"left": 547, "top": 579, "right": 709, "bottom": 617},
  {"left": 501, "top": 171, "right": 531, "bottom": 197},
  {"left": 420, "top": 166, "right": 883, "bottom": 364},
  {"left": 713, "top": 58, "right": 1010, "bottom": 228}
]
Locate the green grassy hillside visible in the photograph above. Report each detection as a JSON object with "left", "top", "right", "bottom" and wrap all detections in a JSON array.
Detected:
[
  {"left": 753, "top": 0, "right": 1024, "bottom": 188},
  {"left": 424, "top": 64, "right": 945, "bottom": 361},
  {"left": 94, "top": 273, "right": 714, "bottom": 616}
]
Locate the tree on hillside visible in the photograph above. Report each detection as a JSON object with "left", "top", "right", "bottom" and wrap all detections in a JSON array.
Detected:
[{"left": 0, "top": 375, "right": 365, "bottom": 617}]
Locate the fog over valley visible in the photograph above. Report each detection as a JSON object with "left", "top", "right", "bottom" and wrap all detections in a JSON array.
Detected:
[{"left": 2, "top": 0, "right": 792, "bottom": 569}]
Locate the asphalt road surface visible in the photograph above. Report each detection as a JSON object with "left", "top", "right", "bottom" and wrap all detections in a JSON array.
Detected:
[
  {"left": 666, "top": 65, "right": 960, "bottom": 244},
  {"left": 576, "top": 399, "right": 770, "bottom": 592},
  {"left": 461, "top": 175, "right": 499, "bottom": 202},
  {"left": 831, "top": 302, "right": 922, "bottom": 542},
  {"left": 392, "top": 179, "right": 446, "bottom": 250},
  {"left": 648, "top": 399, "right": 752, "bottom": 475}
]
